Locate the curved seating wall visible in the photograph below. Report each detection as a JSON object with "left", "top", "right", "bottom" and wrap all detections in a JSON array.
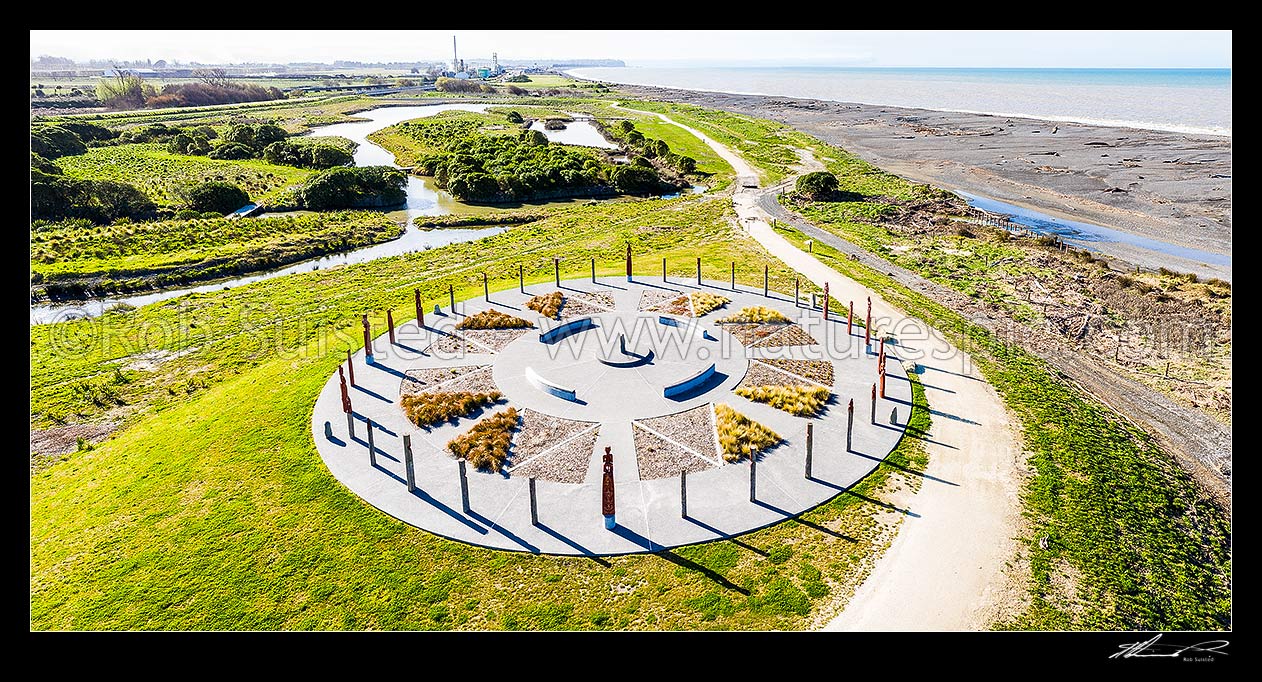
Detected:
[
  {"left": 525, "top": 367, "right": 578, "bottom": 402},
  {"left": 539, "top": 317, "right": 595, "bottom": 344},
  {"left": 663, "top": 363, "right": 717, "bottom": 399}
]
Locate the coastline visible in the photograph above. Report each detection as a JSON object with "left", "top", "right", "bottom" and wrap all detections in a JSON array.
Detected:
[{"left": 600, "top": 82, "right": 1232, "bottom": 277}]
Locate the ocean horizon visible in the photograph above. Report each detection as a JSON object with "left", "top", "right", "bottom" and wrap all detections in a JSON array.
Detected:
[{"left": 565, "top": 66, "right": 1232, "bottom": 137}]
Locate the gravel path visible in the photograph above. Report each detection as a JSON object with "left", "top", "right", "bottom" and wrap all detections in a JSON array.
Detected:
[
  {"left": 759, "top": 358, "right": 835, "bottom": 386},
  {"left": 400, "top": 365, "right": 489, "bottom": 396},
  {"left": 510, "top": 426, "right": 600, "bottom": 484},
  {"left": 511, "top": 408, "right": 597, "bottom": 460},
  {"left": 633, "top": 424, "right": 718, "bottom": 480}
]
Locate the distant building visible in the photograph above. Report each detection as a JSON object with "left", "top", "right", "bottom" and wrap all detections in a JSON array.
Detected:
[
  {"left": 102, "top": 68, "right": 159, "bottom": 78},
  {"left": 477, "top": 68, "right": 490, "bottom": 79}
]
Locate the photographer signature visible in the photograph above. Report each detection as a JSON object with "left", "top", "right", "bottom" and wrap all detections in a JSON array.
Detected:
[{"left": 1111, "top": 634, "right": 1229, "bottom": 660}]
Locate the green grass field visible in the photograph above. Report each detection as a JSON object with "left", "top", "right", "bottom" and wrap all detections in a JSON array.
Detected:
[
  {"left": 56, "top": 143, "right": 313, "bottom": 207},
  {"left": 31, "top": 212, "right": 402, "bottom": 298},
  {"left": 41, "top": 95, "right": 379, "bottom": 134},
  {"left": 31, "top": 193, "right": 928, "bottom": 629}
]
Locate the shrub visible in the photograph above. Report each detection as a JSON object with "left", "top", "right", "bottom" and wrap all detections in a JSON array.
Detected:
[
  {"left": 505, "top": 111, "right": 524, "bottom": 124},
  {"left": 435, "top": 77, "right": 483, "bottom": 93},
  {"left": 734, "top": 385, "right": 831, "bottom": 417},
  {"left": 447, "top": 407, "right": 520, "bottom": 471},
  {"left": 222, "top": 122, "right": 287, "bottom": 154},
  {"left": 457, "top": 308, "right": 533, "bottom": 330},
  {"left": 506, "top": 85, "right": 526, "bottom": 96},
  {"left": 31, "top": 173, "right": 155, "bottom": 224},
  {"left": 299, "top": 166, "right": 407, "bottom": 210},
  {"left": 31, "top": 152, "right": 62, "bottom": 175},
  {"left": 795, "top": 171, "right": 839, "bottom": 200},
  {"left": 168, "top": 132, "right": 212, "bottom": 156},
  {"left": 714, "top": 404, "right": 781, "bottom": 462},
  {"left": 525, "top": 291, "right": 564, "bottom": 319},
  {"left": 718, "top": 306, "right": 790, "bottom": 324},
  {"left": 401, "top": 390, "right": 502, "bottom": 428},
  {"left": 263, "top": 139, "right": 354, "bottom": 169},
  {"left": 208, "top": 142, "right": 255, "bottom": 160},
  {"left": 520, "top": 129, "right": 548, "bottom": 146},
  {"left": 117, "top": 123, "right": 179, "bottom": 144},
  {"left": 31, "top": 125, "right": 87, "bottom": 159},
  {"left": 609, "top": 165, "right": 661, "bottom": 194},
  {"left": 184, "top": 181, "right": 249, "bottom": 215},
  {"left": 54, "top": 121, "right": 117, "bottom": 144},
  {"left": 690, "top": 292, "right": 730, "bottom": 316}
]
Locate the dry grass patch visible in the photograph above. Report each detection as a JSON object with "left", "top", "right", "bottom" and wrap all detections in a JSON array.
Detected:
[
  {"left": 457, "top": 309, "right": 533, "bottom": 330},
  {"left": 715, "top": 403, "right": 782, "bottom": 462},
  {"left": 448, "top": 407, "right": 520, "bottom": 472},
  {"left": 525, "top": 291, "right": 563, "bottom": 319},
  {"left": 690, "top": 291, "right": 730, "bottom": 316},
  {"left": 735, "top": 385, "right": 831, "bottom": 417},
  {"left": 401, "top": 390, "right": 502, "bottom": 428},
  {"left": 719, "top": 305, "right": 790, "bottom": 324}
]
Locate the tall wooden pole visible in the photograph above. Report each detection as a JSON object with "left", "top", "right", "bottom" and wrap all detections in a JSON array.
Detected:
[
  {"left": 403, "top": 434, "right": 416, "bottom": 493},
  {"left": 415, "top": 288, "right": 424, "bottom": 329},
  {"left": 763, "top": 265, "right": 768, "bottom": 297},
  {"left": 449, "top": 283, "right": 455, "bottom": 312},
  {"left": 847, "top": 301, "right": 853, "bottom": 335},
  {"left": 554, "top": 258, "right": 560, "bottom": 287},
  {"left": 865, "top": 297, "right": 872, "bottom": 346},
  {"left": 625, "top": 243, "right": 632, "bottom": 282},
  {"left": 482, "top": 272, "right": 489, "bottom": 301},
  {"left": 346, "top": 348, "right": 355, "bottom": 386},
  {"left": 730, "top": 261, "right": 735, "bottom": 290},
  {"left": 387, "top": 309, "right": 396, "bottom": 345},
  {"left": 519, "top": 264, "right": 525, "bottom": 293},
  {"left": 823, "top": 283, "right": 830, "bottom": 321},
  {"left": 362, "top": 314, "right": 373, "bottom": 363},
  {"left": 696, "top": 257, "right": 701, "bottom": 286},
  {"left": 847, "top": 399, "right": 854, "bottom": 451}
]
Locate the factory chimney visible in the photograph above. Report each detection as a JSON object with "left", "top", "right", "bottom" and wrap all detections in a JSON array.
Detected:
[{"left": 452, "top": 35, "right": 459, "bottom": 72}]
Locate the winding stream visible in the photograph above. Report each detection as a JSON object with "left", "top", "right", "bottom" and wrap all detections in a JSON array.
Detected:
[{"left": 31, "top": 104, "right": 626, "bottom": 325}]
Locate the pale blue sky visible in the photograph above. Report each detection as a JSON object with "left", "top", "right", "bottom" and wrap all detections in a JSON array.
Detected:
[{"left": 30, "top": 30, "right": 1232, "bottom": 68}]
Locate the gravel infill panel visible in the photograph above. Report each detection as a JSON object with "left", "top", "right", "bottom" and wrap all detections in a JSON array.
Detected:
[
  {"left": 759, "top": 358, "right": 835, "bottom": 385},
  {"left": 459, "top": 328, "right": 530, "bottom": 352},
  {"left": 570, "top": 291, "right": 615, "bottom": 310},
  {"left": 753, "top": 323, "right": 818, "bottom": 348},
  {"left": 509, "top": 427, "right": 599, "bottom": 484},
  {"left": 633, "top": 425, "right": 717, "bottom": 480},
  {"left": 737, "top": 361, "right": 812, "bottom": 390},
  {"left": 559, "top": 297, "right": 605, "bottom": 319},
  {"left": 720, "top": 322, "right": 783, "bottom": 345},
  {"left": 429, "top": 332, "right": 489, "bottom": 355},
  {"left": 654, "top": 295, "right": 692, "bottom": 316},
  {"left": 421, "top": 366, "right": 499, "bottom": 394},
  {"left": 512, "top": 408, "right": 597, "bottom": 459},
  {"left": 635, "top": 404, "right": 719, "bottom": 461},
  {"left": 638, "top": 290, "right": 679, "bottom": 312},
  {"left": 400, "top": 365, "right": 489, "bottom": 395}
]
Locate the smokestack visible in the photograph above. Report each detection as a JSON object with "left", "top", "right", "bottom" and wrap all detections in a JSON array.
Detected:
[{"left": 452, "top": 35, "right": 458, "bottom": 72}]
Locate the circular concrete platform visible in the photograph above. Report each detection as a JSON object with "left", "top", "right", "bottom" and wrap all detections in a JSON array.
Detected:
[{"left": 311, "top": 277, "right": 911, "bottom": 556}]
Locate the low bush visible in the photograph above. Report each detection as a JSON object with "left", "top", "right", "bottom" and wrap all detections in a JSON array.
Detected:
[
  {"left": 734, "top": 385, "right": 831, "bottom": 417},
  {"left": 690, "top": 292, "right": 730, "bottom": 316},
  {"left": 718, "top": 306, "right": 790, "bottom": 324},
  {"left": 715, "top": 404, "right": 781, "bottom": 462},
  {"left": 401, "top": 390, "right": 502, "bottom": 428},
  {"left": 300, "top": 166, "right": 407, "bottom": 210},
  {"left": 31, "top": 125, "right": 87, "bottom": 159},
  {"left": 447, "top": 407, "right": 520, "bottom": 472},
  {"left": 526, "top": 292, "right": 563, "bottom": 319},
  {"left": 457, "top": 309, "right": 533, "bottom": 330},
  {"left": 184, "top": 181, "right": 249, "bottom": 215}
]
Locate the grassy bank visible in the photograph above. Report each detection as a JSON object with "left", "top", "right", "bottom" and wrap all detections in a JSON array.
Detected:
[
  {"left": 41, "top": 95, "right": 380, "bottom": 134},
  {"left": 772, "top": 224, "right": 1231, "bottom": 630},
  {"left": 31, "top": 192, "right": 928, "bottom": 629},
  {"left": 31, "top": 212, "right": 403, "bottom": 299},
  {"left": 56, "top": 143, "right": 313, "bottom": 207}
]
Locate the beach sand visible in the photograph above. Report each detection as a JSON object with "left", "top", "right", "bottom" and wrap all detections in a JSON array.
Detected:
[{"left": 614, "top": 85, "right": 1232, "bottom": 277}]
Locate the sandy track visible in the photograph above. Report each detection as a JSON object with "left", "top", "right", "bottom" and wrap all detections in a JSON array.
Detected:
[{"left": 638, "top": 106, "right": 1025, "bottom": 630}]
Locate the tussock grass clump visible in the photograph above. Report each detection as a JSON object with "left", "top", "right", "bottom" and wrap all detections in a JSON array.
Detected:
[
  {"left": 525, "top": 291, "right": 563, "bottom": 319},
  {"left": 457, "top": 308, "right": 533, "bottom": 330},
  {"left": 401, "top": 390, "right": 502, "bottom": 427},
  {"left": 448, "top": 407, "right": 520, "bottom": 472},
  {"left": 690, "top": 291, "right": 730, "bottom": 316},
  {"left": 718, "top": 305, "right": 790, "bottom": 324},
  {"left": 735, "top": 384, "right": 831, "bottom": 417},
  {"left": 715, "top": 403, "right": 781, "bottom": 462}
]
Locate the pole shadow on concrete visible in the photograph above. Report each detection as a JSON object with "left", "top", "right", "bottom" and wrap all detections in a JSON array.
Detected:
[
  {"left": 353, "top": 384, "right": 392, "bottom": 403},
  {"left": 353, "top": 413, "right": 398, "bottom": 437},
  {"left": 610, "top": 523, "right": 658, "bottom": 551}
]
